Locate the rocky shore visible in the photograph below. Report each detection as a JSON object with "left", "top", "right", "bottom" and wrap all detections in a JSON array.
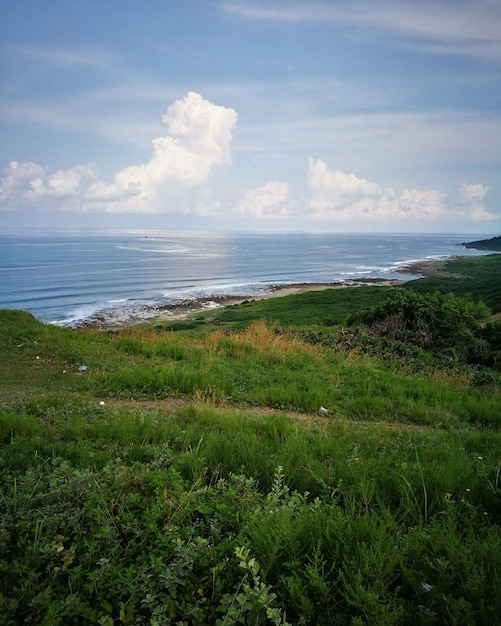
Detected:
[{"left": 79, "top": 277, "right": 407, "bottom": 330}]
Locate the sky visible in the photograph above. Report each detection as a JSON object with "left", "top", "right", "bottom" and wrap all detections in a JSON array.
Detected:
[{"left": 1, "top": 0, "right": 500, "bottom": 234}]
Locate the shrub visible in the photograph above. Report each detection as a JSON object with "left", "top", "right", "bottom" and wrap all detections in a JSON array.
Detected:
[
  {"left": 348, "top": 290, "right": 489, "bottom": 364},
  {"left": 477, "top": 321, "right": 501, "bottom": 370}
]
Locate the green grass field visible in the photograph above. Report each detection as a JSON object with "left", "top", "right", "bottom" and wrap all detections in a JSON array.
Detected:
[{"left": 1, "top": 255, "right": 500, "bottom": 625}]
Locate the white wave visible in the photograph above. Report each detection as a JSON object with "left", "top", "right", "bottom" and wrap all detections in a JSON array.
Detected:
[
  {"left": 161, "top": 281, "right": 268, "bottom": 302},
  {"left": 50, "top": 303, "right": 104, "bottom": 327},
  {"left": 117, "top": 243, "right": 224, "bottom": 258}
]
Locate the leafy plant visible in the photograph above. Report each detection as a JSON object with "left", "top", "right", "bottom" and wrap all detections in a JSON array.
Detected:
[{"left": 347, "top": 289, "right": 492, "bottom": 368}]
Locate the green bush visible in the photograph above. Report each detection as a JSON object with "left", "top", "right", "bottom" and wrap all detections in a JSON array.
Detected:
[
  {"left": 477, "top": 321, "right": 501, "bottom": 370},
  {"left": 348, "top": 289, "right": 489, "bottom": 364}
]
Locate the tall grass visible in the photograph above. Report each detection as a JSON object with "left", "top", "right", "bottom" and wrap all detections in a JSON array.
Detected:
[
  {"left": 2, "top": 399, "right": 500, "bottom": 624},
  {"left": 81, "top": 320, "right": 500, "bottom": 427},
  {"left": 2, "top": 310, "right": 499, "bottom": 428}
]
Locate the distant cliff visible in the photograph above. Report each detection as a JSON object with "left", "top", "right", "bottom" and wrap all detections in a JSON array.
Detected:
[{"left": 461, "top": 236, "right": 501, "bottom": 251}]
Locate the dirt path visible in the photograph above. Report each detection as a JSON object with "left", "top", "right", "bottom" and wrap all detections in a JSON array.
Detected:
[{"left": 98, "top": 395, "right": 430, "bottom": 432}]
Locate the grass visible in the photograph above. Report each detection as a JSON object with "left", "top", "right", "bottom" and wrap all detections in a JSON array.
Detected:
[
  {"left": 211, "top": 286, "right": 397, "bottom": 328},
  {"left": 1, "top": 254, "right": 501, "bottom": 625},
  {"left": 1, "top": 398, "right": 500, "bottom": 624},
  {"left": 404, "top": 254, "right": 501, "bottom": 313}
]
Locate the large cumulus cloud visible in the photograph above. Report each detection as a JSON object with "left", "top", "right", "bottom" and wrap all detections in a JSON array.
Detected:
[
  {"left": 304, "top": 158, "right": 496, "bottom": 222},
  {"left": 0, "top": 92, "right": 237, "bottom": 213},
  {"left": 103, "top": 92, "right": 238, "bottom": 209}
]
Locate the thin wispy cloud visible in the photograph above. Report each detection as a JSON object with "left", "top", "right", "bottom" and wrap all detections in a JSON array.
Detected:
[
  {"left": 223, "top": 1, "right": 501, "bottom": 61},
  {"left": 2, "top": 44, "right": 115, "bottom": 69}
]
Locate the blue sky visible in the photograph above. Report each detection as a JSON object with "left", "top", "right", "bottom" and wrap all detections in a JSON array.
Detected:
[{"left": 1, "top": 0, "right": 500, "bottom": 233}]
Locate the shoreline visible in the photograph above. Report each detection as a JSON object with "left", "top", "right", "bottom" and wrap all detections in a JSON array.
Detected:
[
  {"left": 150, "top": 278, "right": 407, "bottom": 324},
  {"left": 79, "top": 276, "right": 410, "bottom": 330},
  {"left": 76, "top": 257, "right": 458, "bottom": 331}
]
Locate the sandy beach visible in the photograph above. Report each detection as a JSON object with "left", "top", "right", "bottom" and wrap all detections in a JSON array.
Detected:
[{"left": 82, "top": 276, "right": 410, "bottom": 330}]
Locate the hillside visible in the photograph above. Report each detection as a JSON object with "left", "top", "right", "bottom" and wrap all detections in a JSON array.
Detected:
[
  {"left": 1, "top": 255, "right": 501, "bottom": 625},
  {"left": 462, "top": 235, "right": 501, "bottom": 251}
]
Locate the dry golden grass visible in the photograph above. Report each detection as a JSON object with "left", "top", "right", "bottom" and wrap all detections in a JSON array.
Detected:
[
  {"left": 226, "top": 319, "right": 324, "bottom": 359},
  {"left": 429, "top": 368, "right": 473, "bottom": 389},
  {"left": 193, "top": 385, "right": 231, "bottom": 408},
  {"left": 116, "top": 327, "right": 158, "bottom": 341}
]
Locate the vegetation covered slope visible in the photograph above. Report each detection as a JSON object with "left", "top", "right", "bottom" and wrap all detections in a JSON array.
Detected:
[
  {"left": 462, "top": 236, "right": 501, "bottom": 251},
  {"left": 405, "top": 254, "right": 501, "bottom": 314},
  {"left": 1, "top": 255, "right": 501, "bottom": 625}
]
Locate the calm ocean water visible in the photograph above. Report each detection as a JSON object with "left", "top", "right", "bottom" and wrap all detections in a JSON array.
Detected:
[{"left": 0, "top": 230, "right": 492, "bottom": 327}]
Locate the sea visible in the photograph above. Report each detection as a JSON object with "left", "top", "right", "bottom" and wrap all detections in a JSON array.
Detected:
[{"left": 0, "top": 229, "right": 494, "bottom": 328}]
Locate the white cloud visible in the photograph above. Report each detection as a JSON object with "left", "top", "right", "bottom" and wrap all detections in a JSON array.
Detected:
[
  {"left": 45, "top": 165, "right": 100, "bottom": 199},
  {"left": 230, "top": 160, "right": 498, "bottom": 226},
  {"left": 235, "top": 181, "right": 289, "bottom": 217},
  {"left": 305, "top": 158, "right": 497, "bottom": 222},
  {"left": 116, "top": 92, "right": 236, "bottom": 188},
  {"left": 0, "top": 161, "right": 98, "bottom": 209},
  {"left": 0, "top": 161, "right": 46, "bottom": 204},
  {"left": 83, "top": 180, "right": 134, "bottom": 203},
  {"left": 456, "top": 183, "right": 494, "bottom": 221},
  {"left": 307, "top": 159, "right": 380, "bottom": 209},
  {"left": 86, "top": 91, "right": 237, "bottom": 212},
  {"left": 0, "top": 92, "right": 237, "bottom": 214}
]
